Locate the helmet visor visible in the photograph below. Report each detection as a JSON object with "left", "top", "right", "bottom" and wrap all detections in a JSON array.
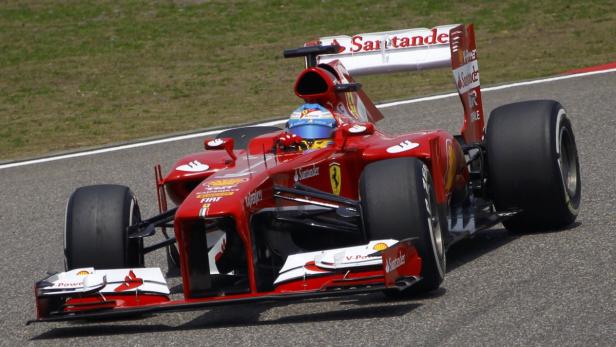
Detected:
[{"left": 288, "top": 124, "right": 335, "bottom": 139}]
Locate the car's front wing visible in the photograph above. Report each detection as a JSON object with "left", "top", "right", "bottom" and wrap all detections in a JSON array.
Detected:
[{"left": 30, "top": 239, "right": 421, "bottom": 323}]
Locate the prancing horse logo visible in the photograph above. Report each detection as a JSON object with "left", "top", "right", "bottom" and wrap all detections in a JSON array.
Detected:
[{"left": 329, "top": 163, "right": 341, "bottom": 195}]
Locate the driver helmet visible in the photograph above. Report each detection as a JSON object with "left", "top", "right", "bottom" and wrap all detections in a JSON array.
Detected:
[{"left": 287, "top": 103, "right": 337, "bottom": 149}]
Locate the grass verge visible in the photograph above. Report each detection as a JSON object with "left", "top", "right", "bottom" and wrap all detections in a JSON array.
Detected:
[{"left": 1, "top": 0, "right": 614, "bottom": 160}]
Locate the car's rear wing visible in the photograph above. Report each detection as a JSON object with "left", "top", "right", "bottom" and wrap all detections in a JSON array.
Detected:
[
  {"left": 316, "top": 25, "right": 456, "bottom": 75},
  {"left": 314, "top": 24, "right": 485, "bottom": 144}
]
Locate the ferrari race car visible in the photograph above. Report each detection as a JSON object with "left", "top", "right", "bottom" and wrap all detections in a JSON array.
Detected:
[{"left": 32, "top": 24, "right": 581, "bottom": 323}]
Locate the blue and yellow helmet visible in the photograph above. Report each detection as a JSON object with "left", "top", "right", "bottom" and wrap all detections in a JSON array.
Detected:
[{"left": 287, "top": 104, "right": 337, "bottom": 143}]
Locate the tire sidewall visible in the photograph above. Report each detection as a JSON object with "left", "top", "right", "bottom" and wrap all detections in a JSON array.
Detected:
[{"left": 554, "top": 114, "right": 581, "bottom": 217}]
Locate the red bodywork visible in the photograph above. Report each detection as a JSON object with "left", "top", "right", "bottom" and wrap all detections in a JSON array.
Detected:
[
  {"left": 165, "top": 125, "right": 462, "bottom": 299},
  {"left": 34, "top": 24, "right": 484, "bottom": 322}
]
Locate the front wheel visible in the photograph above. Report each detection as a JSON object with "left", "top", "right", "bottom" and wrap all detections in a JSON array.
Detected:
[
  {"left": 360, "top": 158, "right": 446, "bottom": 294},
  {"left": 65, "top": 184, "right": 144, "bottom": 270}
]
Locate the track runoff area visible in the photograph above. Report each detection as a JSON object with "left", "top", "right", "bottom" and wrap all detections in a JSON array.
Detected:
[{"left": 1, "top": 63, "right": 615, "bottom": 171}]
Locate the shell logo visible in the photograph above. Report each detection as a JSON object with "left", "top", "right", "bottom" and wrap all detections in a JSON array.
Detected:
[
  {"left": 373, "top": 242, "right": 388, "bottom": 251},
  {"left": 77, "top": 270, "right": 90, "bottom": 276}
]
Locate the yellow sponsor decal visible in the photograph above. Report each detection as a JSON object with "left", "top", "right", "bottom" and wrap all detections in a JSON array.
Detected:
[
  {"left": 444, "top": 140, "right": 457, "bottom": 190},
  {"left": 329, "top": 163, "right": 342, "bottom": 196},
  {"left": 373, "top": 242, "right": 388, "bottom": 251},
  {"left": 205, "top": 178, "right": 247, "bottom": 187},
  {"left": 76, "top": 270, "right": 90, "bottom": 276},
  {"left": 196, "top": 191, "right": 235, "bottom": 198}
]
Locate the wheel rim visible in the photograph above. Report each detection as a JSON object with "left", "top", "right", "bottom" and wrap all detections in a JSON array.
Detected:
[
  {"left": 559, "top": 127, "right": 579, "bottom": 198},
  {"left": 128, "top": 196, "right": 143, "bottom": 267},
  {"left": 428, "top": 198, "right": 445, "bottom": 276},
  {"left": 423, "top": 164, "right": 445, "bottom": 277}
]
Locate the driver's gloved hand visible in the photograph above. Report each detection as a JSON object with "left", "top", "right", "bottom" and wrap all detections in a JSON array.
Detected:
[{"left": 277, "top": 132, "right": 303, "bottom": 150}]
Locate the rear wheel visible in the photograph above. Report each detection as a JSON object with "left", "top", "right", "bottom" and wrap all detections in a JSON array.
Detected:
[
  {"left": 65, "top": 184, "right": 143, "bottom": 270},
  {"left": 486, "top": 100, "right": 581, "bottom": 231},
  {"left": 360, "top": 158, "right": 445, "bottom": 294},
  {"left": 216, "top": 126, "right": 281, "bottom": 149}
]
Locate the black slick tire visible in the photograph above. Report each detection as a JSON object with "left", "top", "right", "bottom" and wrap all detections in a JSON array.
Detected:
[
  {"left": 486, "top": 100, "right": 581, "bottom": 231},
  {"left": 360, "top": 158, "right": 446, "bottom": 294},
  {"left": 65, "top": 184, "right": 144, "bottom": 270}
]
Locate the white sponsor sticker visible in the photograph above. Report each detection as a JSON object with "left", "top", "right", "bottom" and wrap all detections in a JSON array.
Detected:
[
  {"left": 37, "top": 267, "right": 170, "bottom": 296},
  {"left": 386, "top": 140, "right": 420, "bottom": 153},
  {"left": 244, "top": 190, "right": 262, "bottom": 208},
  {"left": 274, "top": 239, "right": 398, "bottom": 285},
  {"left": 294, "top": 165, "right": 320, "bottom": 182},
  {"left": 177, "top": 160, "right": 209, "bottom": 172},
  {"left": 453, "top": 60, "right": 480, "bottom": 94},
  {"left": 201, "top": 197, "right": 222, "bottom": 203},
  {"left": 321, "top": 27, "right": 450, "bottom": 54},
  {"left": 385, "top": 253, "right": 406, "bottom": 273},
  {"left": 348, "top": 124, "right": 367, "bottom": 134}
]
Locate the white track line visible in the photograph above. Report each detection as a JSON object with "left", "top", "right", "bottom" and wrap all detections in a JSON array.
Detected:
[
  {"left": 1, "top": 67, "right": 614, "bottom": 170},
  {"left": 378, "top": 67, "right": 616, "bottom": 108},
  {"left": 0, "top": 119, "right": 286, "bottom": 170}
]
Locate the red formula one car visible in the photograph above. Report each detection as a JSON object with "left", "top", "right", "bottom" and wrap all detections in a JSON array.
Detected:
[{"left": 31, "top": 24, "right": 581, "bottom": 323}]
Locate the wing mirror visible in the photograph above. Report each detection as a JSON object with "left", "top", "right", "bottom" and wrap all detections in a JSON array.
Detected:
[
  {"left": 204, "top": 137, "right": 236, "bottom": 161},
  {"left": 340, "top": 123, "right": 375, "bottom": 136}
]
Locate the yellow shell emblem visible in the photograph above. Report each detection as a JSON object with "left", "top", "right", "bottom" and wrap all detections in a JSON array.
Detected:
[{"left": 373, "top": 242, "right": 388, "bottom": 251}]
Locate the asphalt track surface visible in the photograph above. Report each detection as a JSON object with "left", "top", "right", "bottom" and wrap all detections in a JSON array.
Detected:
[{"left": 1, "top": 71, "right": 614, "bottom": 346}]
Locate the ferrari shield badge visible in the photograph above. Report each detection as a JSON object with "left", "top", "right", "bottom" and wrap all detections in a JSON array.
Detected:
[{"left": 329, "top": 163, "right": 341, "bottom": 195}]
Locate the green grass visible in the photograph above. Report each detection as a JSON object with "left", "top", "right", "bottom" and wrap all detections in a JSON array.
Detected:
[{"left": 1, "top": 0, "right": 615, "bottom": 160}]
